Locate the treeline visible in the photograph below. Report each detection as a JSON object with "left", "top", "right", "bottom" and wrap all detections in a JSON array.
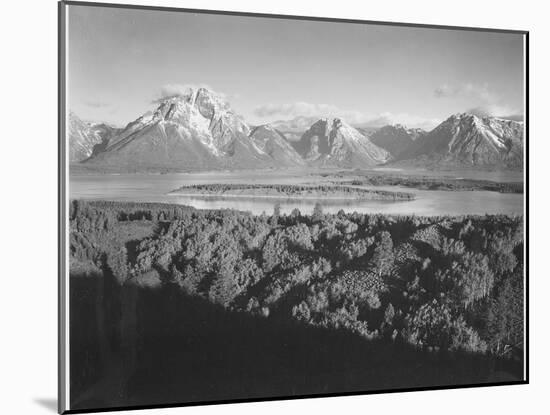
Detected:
[
  {"left": 69, "top": 199, "right": 198, "bottom": 226},
  {"left": 331, "top": 175, "right": 523, "bottom": 193},
  {"left": 70, "top": 200, "right": 524, "bottom": 359},
  {"left": 169, "top": 183, "right": 416, "bottom": 200}
]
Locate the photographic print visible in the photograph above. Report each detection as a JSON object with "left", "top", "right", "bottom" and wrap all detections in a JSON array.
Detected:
[{"left": 59, "top": 1, "right": 527, "bottom": 413}]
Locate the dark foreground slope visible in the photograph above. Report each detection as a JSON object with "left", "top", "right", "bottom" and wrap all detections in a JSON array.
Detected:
[{"left": 69, "top": 201, "right": 524, "bottom": 411}]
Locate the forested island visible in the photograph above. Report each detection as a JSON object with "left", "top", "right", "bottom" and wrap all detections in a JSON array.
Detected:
[
  {"left": 321, "top": 173, "right": 524, "bottom": 193},
  {"left": 69, "top": 200, "right": 524, "bottom": 409},
  {"left": 168, "top": 183, "right": 416, "bottom": 201}
]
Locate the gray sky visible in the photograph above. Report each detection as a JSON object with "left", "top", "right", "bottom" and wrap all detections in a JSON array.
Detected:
[{"left": 67, "top": 4, "right": 525, "bottom": 129}]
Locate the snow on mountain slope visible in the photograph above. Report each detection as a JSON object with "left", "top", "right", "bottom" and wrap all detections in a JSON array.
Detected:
[
  {"left": 294, "top": 118, "right": 391, "bottom": 167},
  {"left": 399, "top": 113, "right": 524, "bottom": 168},
  {"left": 84, "top": 88, "right": 289, "bottom": 171},
  {"left": 68, "top": 112, "right": 119, "bottom": 162},
  {"left": 74, "top": 89, "right": 524, "bottom": 172},
  {"left": 249, "top": 125, "right": 306, "bottom": 167}
]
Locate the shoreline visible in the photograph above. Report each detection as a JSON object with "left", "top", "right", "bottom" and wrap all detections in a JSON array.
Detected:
[{"left": 68, "top": 199, "right": 524, "bottom": 218}]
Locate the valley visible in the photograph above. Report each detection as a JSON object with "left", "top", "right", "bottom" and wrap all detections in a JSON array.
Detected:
[
  {"left": 69, "top": 168, "right": 524, "bottom": 216},
  {"left": 67, "top": 86, "right": 524, "bottom": 217}
]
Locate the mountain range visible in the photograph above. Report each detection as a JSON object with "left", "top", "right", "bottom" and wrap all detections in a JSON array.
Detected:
[
  {"left": 68, "top": 112, "right": 121, "bottom": 162},
  {"left": 395, "top": 113, "right": 524, "bottom": 169},
  {"left": 69, "top": 87, "right": 524, "bottom": 171}
]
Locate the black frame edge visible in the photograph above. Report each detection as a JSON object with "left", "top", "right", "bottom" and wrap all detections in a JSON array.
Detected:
[
  {"left": 58, "top": 1, "right": 68, "bottom": 413},
  {"left": 524, "top": 31, "right": 530, "bottom": 385}
]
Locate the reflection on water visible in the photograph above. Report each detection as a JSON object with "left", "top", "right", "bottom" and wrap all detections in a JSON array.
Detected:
[
  {"left": 69, "top": 170, "right": 524, "bottom": 216},
  {"left": 167, "top": 196, "right": 413, "bottom": 215}
]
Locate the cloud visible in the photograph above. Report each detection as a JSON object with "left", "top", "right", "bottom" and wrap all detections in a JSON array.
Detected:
[
  {"left": 253, "top": 102, "right": 440, "bottom": 130},
  {"left": 254, "top": 102, "right": 375, "bottom": 126},
  {"left": 434, "top": 82, "right": 523, "bottom": 121},
  {"left": 152, "top": 83, "right": 241, "bottom": 104},
  {"left": 153, "top": 83, "right": 219, "bottom": 103},
  {"left": 434, "top": 82, "right": 495, "bottom": 102},
  {"left": 466, "top": 104, "right": 523, "bottom": 121},
  {"left": 358, "top": 112, "right": 442, "bottom": 130},
  {"left": 84, "top": 100, "right": 109, "bottom": 109},
  {"left": 499, "top": 114, "right": 524, "bottom": 122},
  {"left": 254, "top": 102, "right": 345, "bottom": 118}
]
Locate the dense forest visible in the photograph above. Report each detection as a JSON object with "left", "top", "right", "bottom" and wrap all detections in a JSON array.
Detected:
[
  {"left": 69, "top": 200, "right": 524, "bottom": 410},
  {"left": 169, "top": 183, "right": 416, "bottom": 200}
]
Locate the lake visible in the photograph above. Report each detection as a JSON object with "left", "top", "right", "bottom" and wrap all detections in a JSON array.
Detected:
[{"left": 69, "top": 169, "right": 524, "bottom": 216}]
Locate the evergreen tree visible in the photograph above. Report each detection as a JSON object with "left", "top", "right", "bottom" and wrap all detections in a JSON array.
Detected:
[{"left": 312, "top": 202, "right": 324, "bottom": 222}]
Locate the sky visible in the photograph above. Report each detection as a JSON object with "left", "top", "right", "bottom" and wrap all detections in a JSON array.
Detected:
[{"left": 67, "top": 4, "right": 525, "bottom": 129}]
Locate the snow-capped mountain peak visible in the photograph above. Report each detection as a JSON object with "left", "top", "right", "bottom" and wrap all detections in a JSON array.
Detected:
[
  {"left": 71, "top": 87, "right": 524, "bottom": 172},
  {"left": 292, "top": 117, "right": 390, "bottom": 167},
  {"left": 82, "top": 86, "right": 308, "bottom": 170},
  {"left": 399, "top": 113, "right": 524, "bottom": 168}
]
